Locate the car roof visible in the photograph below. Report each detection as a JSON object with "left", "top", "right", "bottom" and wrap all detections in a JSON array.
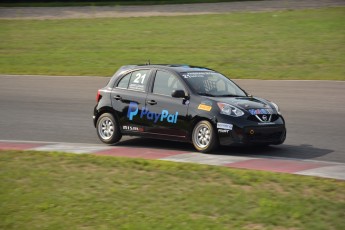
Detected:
[{"left": 118, "top": 64, "right": 215, "bottom": 74}]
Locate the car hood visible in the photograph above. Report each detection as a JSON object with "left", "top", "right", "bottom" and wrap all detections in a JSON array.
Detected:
[{"left": 211, "top": 96, "right": 275, "bottom": 112}]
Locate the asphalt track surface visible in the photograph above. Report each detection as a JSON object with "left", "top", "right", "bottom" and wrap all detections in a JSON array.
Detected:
[
  {"left": 1, "top": 1, "right": 344, "bottom": 167},
  {"left": 1, "top": 75, "right": 344, "bottom": 163},
  {"left": 0, "top": 0, "right": 344, "bottom": 19}
]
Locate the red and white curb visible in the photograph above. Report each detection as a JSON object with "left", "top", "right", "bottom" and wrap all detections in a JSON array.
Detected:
[{"left": 1, "top": 140, "right": 344, "bottom": 181}]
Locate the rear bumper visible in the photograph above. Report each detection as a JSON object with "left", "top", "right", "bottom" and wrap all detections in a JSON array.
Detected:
[{"left": 93, "top": 115, "right": 97, "bottom": 127}]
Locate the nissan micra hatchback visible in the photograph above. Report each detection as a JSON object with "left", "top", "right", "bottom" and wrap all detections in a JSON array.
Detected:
[{"left": 93, "top": 65, "right": 286, "bottom": 153}]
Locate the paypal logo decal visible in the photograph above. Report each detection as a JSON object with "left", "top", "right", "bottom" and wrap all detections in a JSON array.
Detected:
[
  {"left": 127, "top": 102, "right": 139, "bottom": 120},
  {"left": 127, "top": 102, "right": 178, "bottom": 124}
]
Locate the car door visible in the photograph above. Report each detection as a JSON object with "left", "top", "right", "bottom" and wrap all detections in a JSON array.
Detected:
[
  {"left": 111, "top": 69, "right": 151, "bottom": 133},
  {"left": 144, "top": 69, "right": 189, "bottom": 137}
]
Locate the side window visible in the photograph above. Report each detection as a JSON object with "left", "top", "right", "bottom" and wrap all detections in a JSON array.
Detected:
[
  {"left": 128, "top": 70, "right": 149, "bottom": 91},
  {"left": 116, "top": 73, "right": 131, "bottom": 89},
  {"left": 153, "top": 70, "right": 185, "bottom": 96}
]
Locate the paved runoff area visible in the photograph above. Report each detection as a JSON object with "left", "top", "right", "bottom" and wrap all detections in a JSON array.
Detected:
[
  {"left": 1, "top": 140, "right": 344, "bottom": 181},
  {"left": 1, "top": 0, "right": 344, "bottom": 20}
]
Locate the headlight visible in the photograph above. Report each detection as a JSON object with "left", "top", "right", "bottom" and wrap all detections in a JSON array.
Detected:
[
  {"left": 271, "top": 102, "right": 281, "bottom": 115},
  {"left": 217, "top": 102, "right": 244, "bottom": 117}
]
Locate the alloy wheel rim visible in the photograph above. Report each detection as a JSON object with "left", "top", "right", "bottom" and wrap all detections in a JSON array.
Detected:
[
  {"left": 194, "top": 124, "right": 211, "bottom": 148},
  {"left": 98, "top": 117, "right": 114, "bottom": 140}
]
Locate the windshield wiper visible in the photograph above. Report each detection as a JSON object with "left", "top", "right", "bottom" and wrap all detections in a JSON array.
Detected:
[
  {"left": 198, "top": 92, "right": 215, "bottom": 97},
  {"left": 217, "top": 94, "right": 242, "bottom": 97}
]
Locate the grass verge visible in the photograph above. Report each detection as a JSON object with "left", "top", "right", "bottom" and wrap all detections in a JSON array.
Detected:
[
  {"left": 1, "top": 150, "right": 344, "bottom": 229},
  {"left": 1, "top": 8, "right": 344, "bottom": 80}
]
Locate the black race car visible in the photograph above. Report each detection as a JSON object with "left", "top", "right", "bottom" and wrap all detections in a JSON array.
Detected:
[{"left": 93, "top": 64, "right": 286, "bottom": 153}]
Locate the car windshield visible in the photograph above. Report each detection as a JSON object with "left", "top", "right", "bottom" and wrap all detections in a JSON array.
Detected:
[{"left": 181, "top": 72, "right": 247, "bottom": 97}]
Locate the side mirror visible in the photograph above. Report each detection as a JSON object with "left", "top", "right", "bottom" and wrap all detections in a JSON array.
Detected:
[{"left": 171, "top": 90, "right": 187, "bottom": 99}]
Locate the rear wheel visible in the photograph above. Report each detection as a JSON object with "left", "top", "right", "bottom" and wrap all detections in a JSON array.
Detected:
[
  {"left": 192, "top": 120, "right": 218, "bottom": 153},
  {"left": 96, "top": 113, "right": 122, "bottom": 144}
]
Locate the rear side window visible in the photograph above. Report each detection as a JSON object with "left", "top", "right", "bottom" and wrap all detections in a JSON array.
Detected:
[
  {"left": 117, "top": 74, "right": 131, "bottom": 89},
  {"left": 116, "top": 69, "right": 149, "bottom": 91}
]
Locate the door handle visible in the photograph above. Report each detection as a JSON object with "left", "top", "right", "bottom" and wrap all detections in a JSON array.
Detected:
[
  {"left": 113, "top": 95, "right": 122, "bottom": 100},
  {"left": 147, "top": 100, "right": 157, "bottom": 105}
]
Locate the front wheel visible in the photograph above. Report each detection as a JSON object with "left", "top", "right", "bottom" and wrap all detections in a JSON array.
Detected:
[
  {"left": 96, "top": 113, "right": 122, "bottom": 144},
  {"left": 192, "top": 120, "right": 218, "bottom": 153}
]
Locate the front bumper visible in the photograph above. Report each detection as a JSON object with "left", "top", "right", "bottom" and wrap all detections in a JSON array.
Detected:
[{"left": 218, "top": 124, "right": 286, "bottom": 146}]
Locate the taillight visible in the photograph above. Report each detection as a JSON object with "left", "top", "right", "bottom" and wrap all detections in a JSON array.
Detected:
[{"left": 96, "top": 90, "right": 102, "bottom": 102}]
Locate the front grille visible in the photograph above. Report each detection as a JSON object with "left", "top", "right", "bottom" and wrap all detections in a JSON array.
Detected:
[
  {"left": 245, "top": 126, "right": 285, "bottom": 143},
  {"left": 248, "top": 114, "right": 279, "bottom": 122},
  {"left": 248, "top": 131, "right": 284, "bottom": 142}
]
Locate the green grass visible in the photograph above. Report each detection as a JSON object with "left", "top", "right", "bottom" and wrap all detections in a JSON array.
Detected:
[
  {"left": 1, "top": 150, "right": 344, "bottom": 230},
  {"left": 0, "top": 8, "right": 344, "bottom": 80}
]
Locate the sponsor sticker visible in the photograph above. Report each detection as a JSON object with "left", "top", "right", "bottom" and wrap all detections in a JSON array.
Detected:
[
  {"left": 218, "top": 129, "right": 230, "bottom": 134},
  {"left": 198, "top": 104, "right": 212, "bottom": 111},
  {"left": 217, "top": 122, "right": 233, "bottom": 130},
  {"left": 122, "top": 125, "right": 144, "bottom": 132},
  {"left": 127, "top": 102, "right": 178, "bottom": 124},
  {"left": 128, "top": 83, "right": 144, "bottom": 91},
  {"left": 248, "top": 108, "right": 274, "bottom": 115},
  {"left": 201, "top": 100, "right": 212, "bottom": 106},
  {"left": 182, "top": 72, "right": 213, "bottom": 79}
]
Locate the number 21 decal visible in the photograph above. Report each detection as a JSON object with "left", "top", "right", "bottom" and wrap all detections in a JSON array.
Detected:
[{"left": 133, "top": 73, "right": 146, "bottom": 84}]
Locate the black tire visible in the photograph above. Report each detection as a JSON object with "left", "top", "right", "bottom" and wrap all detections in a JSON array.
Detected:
[
  {"left": 96, "top": 113, "right": 122, "bottom": 144},
  {"left": 192, "top": 120, "right": 218, "bottom": 153}
]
